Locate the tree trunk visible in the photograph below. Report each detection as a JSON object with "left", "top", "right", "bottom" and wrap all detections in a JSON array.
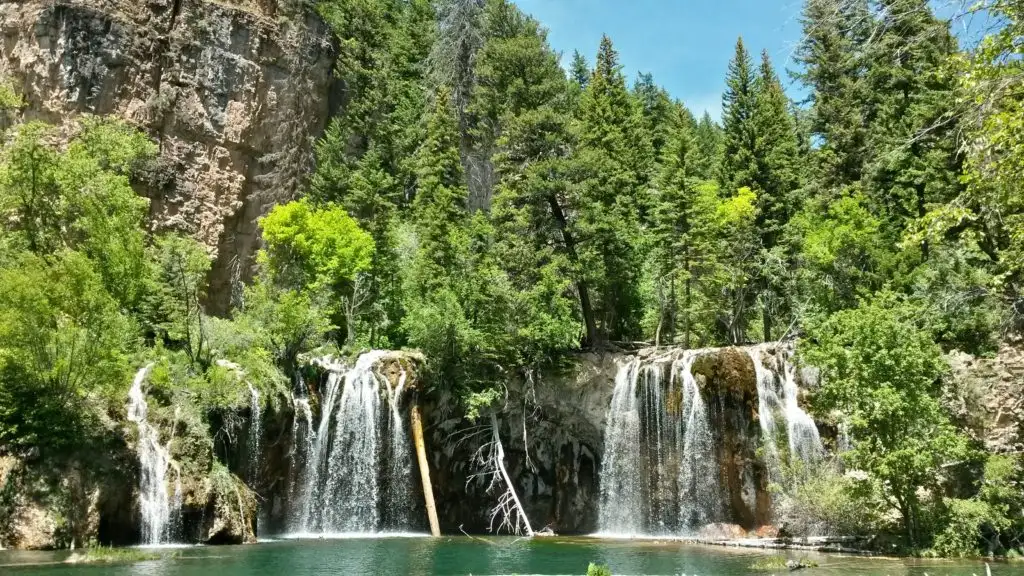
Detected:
[
  {"left": 547, "top": 193, "right": 598, "bottom": 346},
  {"left": 410, "top": 402, "right": 440, "bottom": 536}
]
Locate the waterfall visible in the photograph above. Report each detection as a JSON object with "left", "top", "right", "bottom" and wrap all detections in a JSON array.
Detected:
[
  {"left": 597, "top": 359, "right": 643, "bottom": 535},
  {"left": 750, "top": 348, "right": 783, "bottom": 480},
  {"left": 127, "top": 364, "right": 179, "bottom": 545},
  {"left": 676, "top": 352, "right": 722, "bottom": 529},
  {"left": 287, "top": 351, "right": 417, "bottom": 535},
  {"left": 747, "top": 346, "right": 823, "bottom": 468},
  {"left": 598, "top": 352, "right": 722, "bottom": 536},
  {"left": 246, "top": 383, "right": 262, "bottom": 483},
  {"left": 597, "top": 345, "right": 823, "bottom": 537},
  {"left": 781, "top": 360, "right": 823, "bottom": 464}
]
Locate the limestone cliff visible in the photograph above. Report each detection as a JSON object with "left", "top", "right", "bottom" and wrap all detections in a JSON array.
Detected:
[
  {"left": 948, "top": 342, "right": 1024, "bottom": 454},
  {"left": 0, "top": 0, "right": 337, "bottom": 312}
]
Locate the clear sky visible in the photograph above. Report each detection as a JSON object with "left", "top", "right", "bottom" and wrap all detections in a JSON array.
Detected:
[{"left": 514, "top": 0, "right": 809, "bottom": 121}]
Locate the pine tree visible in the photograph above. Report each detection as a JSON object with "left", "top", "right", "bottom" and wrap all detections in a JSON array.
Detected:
[
  {"left": 570, "top": 50, "right": 591, "bottom": 89},
  {"left": 752, "top": 50, "right": 803, "bottom": 249},
  {"left": 411, "top": 90, "right": 469, "bottom": 293},
  {"left": 633, "top": 72, "right": 675, "bottom": 158},
  {"left": 794, "top": 0, "right": 872, "bottom": 192},
  {"left": 719, "top": 37, "right": 758, "bottom": 195},
  {"left": 863, "top": 0, "right": 962, "bottom": 244},
  {"left": 478, "top": 0, "right": 585, "bottom": 355},
  {"left": 650, "top": 105, "right": 720, "bottom": 347},
  {"left": 751, "top": 51, "right": 803, "bottom": 340},
  {"left": 692, "top": 111, "right": 723, "bottom": 182},
  {"left": 572, "top": 35, "right": 654, "bottom": 343}
]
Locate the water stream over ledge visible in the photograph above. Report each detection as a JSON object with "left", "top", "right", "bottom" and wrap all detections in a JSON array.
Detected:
[
  {"left": 287, "top": 351, "right": 419, "bottom": 536},
  {"left": 598, "top": 345, "right": 825, "bottom": 538}
]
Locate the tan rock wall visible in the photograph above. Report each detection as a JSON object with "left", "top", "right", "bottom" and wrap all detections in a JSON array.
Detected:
[
  {"left": 948, "top": 343, "right": 1024, "bottom": 454},
  {"left": 0, "top": 0, "right": 337, "bottom": 312}
]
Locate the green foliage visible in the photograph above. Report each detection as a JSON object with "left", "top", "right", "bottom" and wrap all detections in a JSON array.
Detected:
[
  {"left": 571, "top": 35, "right": 653, "bottom": 343},
  {"left": 0, "top": 119, "right": 155, "bottom": 309},
  {"left": 719, "top": 37, "right": 757, "bottom": 195},
  {"left": 748, "top": 555, "right": 788, "bottom": 571},
  {"left": 0, "top": 251, "right": 135, "bottom": 451},
  {"left": 259, "top": 198, "right": 374, "bottom": 292},
  {"left": 146, "top": 234, "right": 213, "bottom": 368},
  {"left": 776, "top": 462, "right": 881, "bottom": 538},
  {"left": 586, "top": 562, "right": 612, "bottom": 576},
  {"left": 801, "top": 294, "right": 972, "bottom": 546}
]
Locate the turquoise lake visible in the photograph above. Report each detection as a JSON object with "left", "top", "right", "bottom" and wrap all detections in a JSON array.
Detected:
[{"left": 1, "top": 536, "right": 1019, "bottom": 576}]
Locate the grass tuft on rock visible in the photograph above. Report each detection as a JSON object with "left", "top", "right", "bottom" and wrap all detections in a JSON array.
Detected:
[{"left": 748, "top": 554, "right": 789, "bottom": 571}]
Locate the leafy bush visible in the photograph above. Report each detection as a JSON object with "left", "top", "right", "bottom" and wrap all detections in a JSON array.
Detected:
[
  {"left": 933, "top": 498, "right": 994, "bottom": 557},
  {"left": 586, "top": 563, "right": 611, "bottom": 576}
]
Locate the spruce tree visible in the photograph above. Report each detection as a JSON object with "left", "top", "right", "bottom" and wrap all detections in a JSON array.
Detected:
[
  {"left": 570, "top": 50, "right": 591, "bottom": 89},
  {"left": 411, "top": 90, "right": 469, "bottom": 293},
  {"left": 794, "top": 0, "right": 872, "bottom": 192},
  {"left": 752, "top": 50, "right": 803, "bottom": 249},
  {"left": 719, "top": 37, "right": 758, "bottom": 195},
  {"left": 650, "top": 105, "right": 720, "bottom": 347},
  {"left": 751, "top": 51, "right": 803, "bottom": 340},
  {"left": 572, "top": 35, "right": 654, "bottom": 343},
  {"left": 633, "top": 72, "right": 675, "bottom": 158},
  {"left": 478, "top": 1, "right": 586, "bottom": 355},
  {"left": 863, "top": 0, "right": 962, "bottom": 243},
  {"left": 692, "top": 111, "right": 723, "bottom": 182}
]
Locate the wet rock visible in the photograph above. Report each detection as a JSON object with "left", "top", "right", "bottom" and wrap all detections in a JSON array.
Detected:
[
  {"left": 698, "top": 522, "right": 748, "bottom": 540},
  {"left": 755, "top": 525, "right": 780, "bottom": 538}
]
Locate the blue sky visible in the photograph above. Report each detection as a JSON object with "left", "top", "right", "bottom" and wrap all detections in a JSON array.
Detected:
[{"left": 514, "top": 0, "right": 809, "bottom": 121}]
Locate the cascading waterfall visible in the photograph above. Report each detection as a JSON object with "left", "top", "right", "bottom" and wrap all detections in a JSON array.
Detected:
[
  {"left": 675, "top": 352, "right": 722, "bottom": 529},
  {"left": 747, "top": 346, "right": 823, "bottom": 468},
  {"left": 597, "top": 352, "right": 722, "bottom": 536},
  {"left": 597, "top": 359, "right": 643, "bottom": 535},
  {"left": 247, "top": 383, "right": 262, "bottom": 482},
  {"left": 751, "top": 348, "right": 784, "bottom": 480},
  {"left": 598, "top": 345, "right": 823, "bottom": 537},
  {"left": 127, "top": 364, "right": 180, "bottom": 545},
  {"left": 287, "top": 351, "right": 417, "bottom": 535},
  {"left": 781, "top": 360, "right": 823, "bottom": 463}
]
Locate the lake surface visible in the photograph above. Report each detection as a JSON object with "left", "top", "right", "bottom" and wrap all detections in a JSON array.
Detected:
[{"left": 0, "top": 536, "right": 1018, "bottom": 576}]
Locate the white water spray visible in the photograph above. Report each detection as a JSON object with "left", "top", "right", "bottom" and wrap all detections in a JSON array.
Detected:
[
  {"left": 247, "top": 383, "right": 262, "bottom": 482},
  {"left": 598, "top": 352, "right": 723, "bottom": 536},
  {"left": 127, "top": 364, "right": 178, "bottom": 545},
  {"left": 288, "top": 351, "right": 417, "bottom": 535}
]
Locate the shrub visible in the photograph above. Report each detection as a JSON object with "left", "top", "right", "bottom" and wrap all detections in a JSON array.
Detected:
[{"left": 587, "top": 563, "right": 612, "bottom": 576}]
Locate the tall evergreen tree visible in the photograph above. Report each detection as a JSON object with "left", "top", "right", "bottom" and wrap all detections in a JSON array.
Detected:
[
  {"left": 572, "top": 35, "right": 655, "bottom": 343},
  {"left": 649, "top": 105, "right": 721, "bottom": 347},
  {"left": 751, "top": 51, "right": 804, "bottom": 340},
  {"left": 692, "top": 111, "right": 723, "bottom": 182},
  {"left": 476, "top": 0, "right": 585, "bottom": 356},
  {"left": 633, "top": 72, "right": 675, "bottom": 158},
  {"left": 752, "top": 50, "right": 803, "bottom": 249},
  {"left": 863, "top": 0, "right": 962, "bottom": 243},
  {"left": 794, "top": 0, "right": 872, "bottom": 192},
  {"left": 719, "top": 37, "right": 758, "bottom": 195},
  {"left": 570, "top": 50, "right": 591, "bottom": 89}
]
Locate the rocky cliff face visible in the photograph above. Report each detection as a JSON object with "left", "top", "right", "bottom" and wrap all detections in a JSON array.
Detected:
[
  {"left": 0, "top": 0, "right": 337, "bottom": 312},
  {"left": 948, "top": 342, "right": 1024, "bottom": 454}
]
